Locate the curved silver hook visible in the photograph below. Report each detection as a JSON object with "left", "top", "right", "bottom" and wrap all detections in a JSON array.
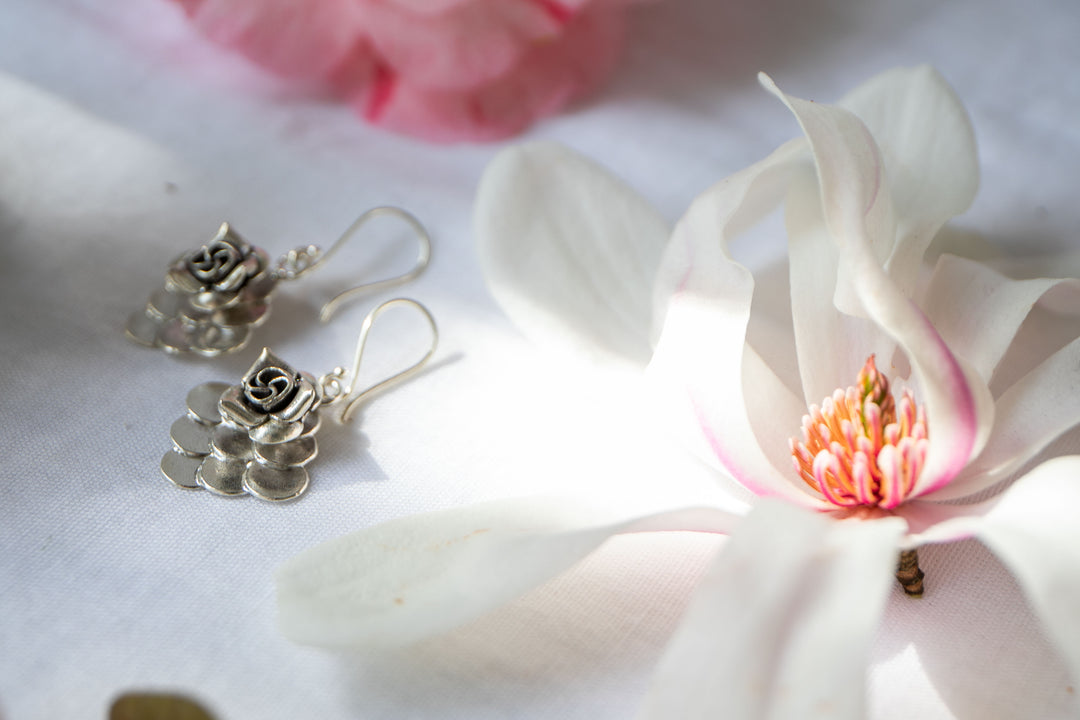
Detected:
[
  {"left": 309, "top": 206, "right": 431, "bottom": 323},
  {"left": 320, "top": 298, "right": 438, "bottom": 424}
]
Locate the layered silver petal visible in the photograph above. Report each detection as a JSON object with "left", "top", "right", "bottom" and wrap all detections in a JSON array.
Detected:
[{"left": 159, "top": 373, "right": 321, "bottom": 502}]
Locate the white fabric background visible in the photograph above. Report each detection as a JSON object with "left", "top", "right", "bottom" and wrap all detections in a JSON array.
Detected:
[{"left": 2, "top": 1, "right": 1079, "bottom": 718}]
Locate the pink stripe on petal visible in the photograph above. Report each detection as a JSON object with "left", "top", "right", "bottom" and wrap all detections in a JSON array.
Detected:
[
  {"left": 762, "top": 75, "right": 981, "bottom": 502},
  {"left": 690, "top": 394, "right": 825, "bottom": 509},
  {"left": 853, "top": 452, "right": 875, "bottom": 505},
  {"left": 363, "top": 63, "right": 397, "bottom": 122},
  {"left": 530, "top": 0, "right": 576, "bottom": 24}
]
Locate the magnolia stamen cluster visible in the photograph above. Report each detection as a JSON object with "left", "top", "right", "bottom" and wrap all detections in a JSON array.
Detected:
[{"left": 789, "top": 356, "right": 928, "bottom": 508}]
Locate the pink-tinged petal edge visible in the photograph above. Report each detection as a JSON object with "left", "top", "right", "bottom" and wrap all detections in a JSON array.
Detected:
[
  {"left": 931, "top": 335, "right": 1080, "bottom": 501},
  {"left": 760, "top": 73, "right": 980, "bottom": 500},
  {"left": 647, "top": 139, "right": 830, "bottom": 510}
]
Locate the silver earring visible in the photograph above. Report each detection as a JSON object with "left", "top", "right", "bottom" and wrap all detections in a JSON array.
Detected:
[
  {"left": 160, "top": 298, "right": 438, "bottom": 502},
  {"left": 126, "top": 207, "right": 431, "bottom": 356}
]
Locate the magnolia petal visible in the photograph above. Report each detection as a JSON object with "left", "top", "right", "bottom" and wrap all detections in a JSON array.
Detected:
[
  {"left": 930, "top": 335, "right": 1080, "bottom": 501},
  {"left": 276, "top": 496, "right": 739, "bottom": 648},
  {"left": 762, "top": 75, "right": 981, "bottom": 499},
  {"left": 647, "top": 140, "right": 829, "bottom": 509},
  {"left": 976, "top": 456, "right": 1080, "bottom": 683},
  {"left": 476, "top": 141, "right": 669, "bottom": 369},
  {"left": 786, "top": 164, "right": 896, "bottom": 405},
  {"left": 923, "top": 253, "right": 1080, "bottom": 383},
  {"left": 895, "top": 496, "right": 994, "bottom": 547},
  {"left": 639, "top": 500, "right": 905, "bottom": 720},
  {"left": 838, "top": 66, "right": 979, "bottom": 298}
]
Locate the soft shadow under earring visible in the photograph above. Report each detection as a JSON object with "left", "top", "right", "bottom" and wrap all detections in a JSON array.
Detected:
[
  {"left": 160, "top": 298, "right": 438, "bottom": 502},
  {"left": 126, "top": 207, "right": 431, "bottom": 356}
]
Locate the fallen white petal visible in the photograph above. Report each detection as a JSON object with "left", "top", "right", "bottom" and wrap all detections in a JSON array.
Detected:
[
  {"left": 476, "top": 141, "right": 669, "bottom": 370},
  {"left": 976, "top": 456, "right": 1080, "bottom": 683},
  {"left": 639, "top": 500, "right": 905, "bottom": 720},
  {"left": 277, "top": 496, "right": 739, "bottom": 648}
]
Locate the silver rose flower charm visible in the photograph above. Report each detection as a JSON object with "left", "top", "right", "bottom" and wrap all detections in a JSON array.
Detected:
[
  {"left": 127, "top": 223, "right": 278, "bottom": 356},
  {"left": 158, "top": 298, "right": 439, "bottom": 502},
  {"left": 162, "top": 349, "right": 322, "bottom": 501},
  {"left": 126, "top": 207, "right": 432, "bottom": 357}
]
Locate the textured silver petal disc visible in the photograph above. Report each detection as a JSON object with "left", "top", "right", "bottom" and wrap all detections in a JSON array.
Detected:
[
  {"left": 158, "top": 319, "right": 194, "bottom": 354},
  {"left": 186, "top": 382, "right": 231, "bottom": 425},
  {"left": 125, "top": 311, "right": 161, "bottom": 347},
  {"left": 196, "top": 457, "right": 246, "bottom": 496},
  {"left": 211, "top": 423, "right": 254, "bottom": 461},
  {"left": 249, "top": 418, "right": 304, "bottom": 445},
  {"left": 147, "top": 288, "right": 185, "bottom": 320},
  {"left": 214, "top": 301, "right": 270, "bottom": 329},
  {"left": 243, "top": 463, "right": 309, "bottom": 502},
  {"left": 161, "top": 451, "right": 202, "bottom": 489},
  {"left": 170, "top": 416, "right": 213, "bottom": 456},
  {"left": 191, "top": 324, "right": 249, "bottom": 357},
  {"left": 301, "top": 411, "right": 321, "bottom": 437},
  {"left": 254, "top": 435, "right": 317, "bottom": 468}
]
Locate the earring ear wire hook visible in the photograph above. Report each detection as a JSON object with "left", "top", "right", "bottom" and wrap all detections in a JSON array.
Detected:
[
  {"left": 319, "top": 298, "right": 438, "bottom": 424},
  {"left": 306, "top": 206, "right": 432, "bottom": 323}
]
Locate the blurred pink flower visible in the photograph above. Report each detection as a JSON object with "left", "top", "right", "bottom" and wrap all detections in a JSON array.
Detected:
[{"left": 173, "top": 0, "right": 638, "bottom": 141}]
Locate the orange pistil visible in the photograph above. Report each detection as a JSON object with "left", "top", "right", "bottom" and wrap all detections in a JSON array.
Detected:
[{"left": 789, "top": 356, "right": 928, "bottom": 509}]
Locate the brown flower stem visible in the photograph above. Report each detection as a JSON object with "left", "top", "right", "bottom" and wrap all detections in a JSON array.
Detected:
[{"left": 896, "top": 548, "right": 925, "bottom": 597}]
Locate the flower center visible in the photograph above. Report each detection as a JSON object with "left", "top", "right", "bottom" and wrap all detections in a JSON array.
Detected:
[
  {"left": 789, "top": 355, "right": 928, "bottom": 509},
  {"left": 243, "top": 366, "right": 298, "bottom": 413}
]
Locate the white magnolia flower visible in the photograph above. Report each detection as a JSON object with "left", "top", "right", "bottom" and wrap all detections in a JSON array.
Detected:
[{"left": 276, "top": 67, "right": 1080, "bottom": 717}]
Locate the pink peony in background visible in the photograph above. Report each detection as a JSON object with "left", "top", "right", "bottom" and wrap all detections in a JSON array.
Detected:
[{"left": 173, "top": 0, "right": 640, "bottom": 142}]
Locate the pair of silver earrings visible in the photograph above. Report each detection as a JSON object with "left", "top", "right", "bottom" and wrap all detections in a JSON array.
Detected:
[{"left": 130, "top": 208, "right": 438, "bottom": 502}]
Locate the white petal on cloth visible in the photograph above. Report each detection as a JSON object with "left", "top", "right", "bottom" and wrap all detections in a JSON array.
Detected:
[
  {"left": 930, "top": 335, "right": 1080, "bottom": 500},
  {"left": 648, "top": 139, "right": 830, "bottom": 509},
  {"left": 475, "top": 141, "right": 670, "bottom": 370},
  {"left": 785, "top": 164, "right": 897, "bottom": 405},
  {"left": 837, "top": 65, "right": 979, "bottom": 298},
  {"left": 761, "top": 75, "right": 985, "bottom": 500},
  {"left": 922, "top": 253, "right": 1080, "bottom": 383},
  {"left": 976, "top": 455, "right": 1080, "bottom": 683},
  {"left": 276, "top": 496, "right": 740, "bottom": 648},
  {"left": 638, "top": 500, "right": 906, "bottom": 720}
]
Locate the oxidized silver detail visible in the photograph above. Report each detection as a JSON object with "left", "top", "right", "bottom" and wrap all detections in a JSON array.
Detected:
[
  {"left": 126, "top": 223, "right": 278, "bottom": 356},
  {"left": 156, "top": 298, "right": 440, "bottom": 503},
  {"left": 160, "top": 354, "right": 323, "bottom": 502}
]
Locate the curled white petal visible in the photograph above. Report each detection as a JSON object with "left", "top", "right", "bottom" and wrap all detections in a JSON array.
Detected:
[
  {"left": 922, "top": 253, "right": 1080, "bottom": 383},
  {"left": 838, "top": 64, "right": 979, "bottom": 298},
  {"left": 647, "top": 139, "right": 829, "bottom": 509},
  {"left": 934, "top": 335, "right": 1080, "bottom": 501}
]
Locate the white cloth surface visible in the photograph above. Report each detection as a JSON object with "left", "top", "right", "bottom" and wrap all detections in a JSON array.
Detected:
[{"left": 1, "top": 1, "right": 1079, "bottom": 718}]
